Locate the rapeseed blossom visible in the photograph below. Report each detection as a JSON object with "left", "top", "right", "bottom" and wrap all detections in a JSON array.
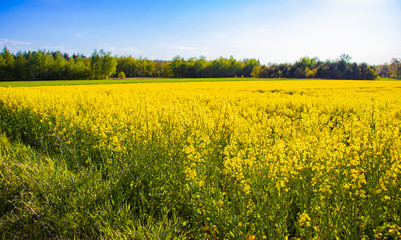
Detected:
[{"left": 1, "top": 80, "right": 400, "bottom": 239}]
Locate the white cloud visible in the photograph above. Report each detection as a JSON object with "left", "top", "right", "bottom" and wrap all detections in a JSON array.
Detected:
[
  {"left": 0, "top": 38, "right": 31, "bottom": 46},
  {"left": 198, "top": 0, "right": 400, "bottom": 64},
  {"left": 43, "top": 46, "right": 65, "bottom": 51},
  {"left": 97, "top": 43, "right": 143, "bottom": 56},
  {"left": 171, "top": 46, "right": 198, "bottom": 51},
  {"left": 329, "top": 0, "right": 390, "bottom": 5},
  {"left": 42, "top": 46, "right": 78, "bottom": 54},
  {"left": 0, "top": 38, "right": 32, "bottom": 53},
  {"left": 166, "top": 46, "right": 214, "bottom": 59}
]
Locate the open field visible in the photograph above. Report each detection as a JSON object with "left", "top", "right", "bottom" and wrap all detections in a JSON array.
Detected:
[
  {"left": 0, "top": 78, "right": 262, "bottom": 88},
  {"left": 1, "top": 80, "right": 401, "bottom": 239},
  {"left": 0, "top": 77, "right": 399, "bottom": 88}
]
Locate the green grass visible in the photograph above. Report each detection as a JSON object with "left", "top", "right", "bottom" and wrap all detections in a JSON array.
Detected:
[
  {"left": 377, "top": 77, "right": 401, "bottom": 81},
  {"left": 0, "top": 77, "right": 363, "bottom": 88},
  {"left": 0, "top": 132, "right": 188, "bottom": 239},
  {"left": 0, "top": 78, "right": 258, "bottom": 87},
  {"left": 1, "top": 77, "right": 399, "bottom": 88}
]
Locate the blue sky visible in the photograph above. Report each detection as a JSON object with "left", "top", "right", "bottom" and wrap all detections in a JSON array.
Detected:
[{"left": 1, "top": 0, "right": 400, "bottom": 64}]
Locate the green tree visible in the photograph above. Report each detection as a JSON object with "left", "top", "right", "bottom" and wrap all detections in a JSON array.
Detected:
[
  {"left": 26, "top": 51, "right": 40, "bottom": 80},
  {"left": 170, "top": 56, "right": 186, "bottom": 78},
  {"left": 90, "top": 49, "right": 117, "bottom": 79},
  {"left": 378, "top": 64, "right": 391, "bottom": 78},
  {"left": 68, "top": 55, "right": 91, "bottom": 79},
  {"left": 212, "top": 57, "right": 231, "bottom": 77},
  {"left": 241, "top": 59, "right": 259, "bottom": 77},
  {"left": 118, "top": 71, "right": 126, "bottom": 79},
  {"left": 117, "top": 56, "right": 136, "bottom": 77},
  {"left": 196, "top": 56, "right": 207, "bottom": 75},
  {"left": 160, "top": 61, "right": 173, "bottom": 77},
  {"left": 251, "top": 65, "right": 262, "bottom": 78},
  {"left": 146, "top": 60, "right": 156, "bottom": 77},
  {"left": 305, "top": 67, "right": 316, "bottom": 78},
  {"left": 294, "top": 67, "right": 306, "bottom": 78},
  {"left": 14, "top": 52, "right": 28, "bottom": 80},
  {"left": 390, "top": 58, "right": 401, "bottom": 79},
  {"left": 52, "top": 51, "right": 68, "bottom": 80},
  {"left": 0, "top": 54, "right": 6, "bottom": 80},
  {"left": 1, "top": 46, "right": 15, "bottom": 80}
]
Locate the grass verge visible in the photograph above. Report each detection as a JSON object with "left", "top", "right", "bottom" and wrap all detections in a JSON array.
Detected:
[
  {"left": 0, "top": 133, "right": 187, "bottom": 239},
  {"left": 0, "top": 77, "right": 368, "bottom": 88}
]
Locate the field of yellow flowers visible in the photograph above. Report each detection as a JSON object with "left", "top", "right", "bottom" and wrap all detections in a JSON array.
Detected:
[{"left": 1, "top": 80, "right": 401, "bottom": 239}]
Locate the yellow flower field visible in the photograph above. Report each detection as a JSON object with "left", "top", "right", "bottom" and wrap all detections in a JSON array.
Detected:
[{"left": 1, "top": 80, "right": 401, "bottom": 239}]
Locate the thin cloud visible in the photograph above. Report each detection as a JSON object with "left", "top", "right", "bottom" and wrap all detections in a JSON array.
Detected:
[
  {"left": 200, "top": 0, "right": 400, "bottom": 65},
  {"left": 0, "top": 38, "right": 32, "bottom": 46},
  {"left": 97, "top": 43, "right": 143, "bottom": 56},
  {"left": 330, "top": 0, "right": 390, "bottom": 5},
  {"left": 42, "top": 46, "right": 77, "bottom": 54},
  {"left": 171, "top": 46, "right": 198, "bottom": 51},
  {"left": 168, "top": 46, "right": 213, "bottom": 59},
  {"left": 0, "top": 38, "right": 33, "bottom": 53},
  {"left": 43, "top": 46, "right": 65, "bottom": 50}
]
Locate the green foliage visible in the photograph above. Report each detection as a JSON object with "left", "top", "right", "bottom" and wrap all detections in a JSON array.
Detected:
[
  {"left": 118, "top": 71, "right": 126, "bottom": 79},
  {"left": 90, "top": 49, "right": 117, "bottom": 79},
  {"left": 0, "top": 77, "right": 269, "bottom": 88},
  {"left": 0, "top": 47, "right": 391, "bottom": 81},
  {"left": 253, "top": 56, "right": 378, "bottom": 80},
  {"left": 251, "top": 65, "right": 262, "bottom": 78},
  {"left": 168, "top": 55, "right": 260, "bottom": 78},
  {"left": 0, "top": 132, "right": 189, "bottom": 239},
  {"left": 390, "top": 58, "right": 401, "bottom": 79}
]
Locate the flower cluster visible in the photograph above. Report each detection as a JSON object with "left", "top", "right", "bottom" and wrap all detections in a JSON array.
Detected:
[{"left": 1, "top": 80, "right": 400, "bottom": 238}]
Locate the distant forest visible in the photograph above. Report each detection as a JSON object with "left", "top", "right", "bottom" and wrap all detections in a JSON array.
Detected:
[{"left": 0, "top": 47, "right": 400, "bottom": 81}]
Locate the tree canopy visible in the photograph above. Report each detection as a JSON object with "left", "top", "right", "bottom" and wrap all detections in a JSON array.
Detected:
[
  {"left": 252, "top": 57, "right": 378, "bottom": 80},
  {"left": 0, "top": 47, "right": 386, "bottom": 81},
  {"left": 378, "top": 58, "right": 401, "bottom": 79}
]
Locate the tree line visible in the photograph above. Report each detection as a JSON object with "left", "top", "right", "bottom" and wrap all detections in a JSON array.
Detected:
[
  {"left": 251, "top": 54, "right": 378, "bottom": 80},
  {"left": 0, "top": 48, "right": 116, "bottom": 81},
  {"left": 1, "top": 47, "right": 397, "bottom": 81},
  {"left": 377, "top": 58, "right": 401, "bottom": 79}
]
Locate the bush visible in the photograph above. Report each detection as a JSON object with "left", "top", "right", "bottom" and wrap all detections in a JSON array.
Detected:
[{"left": 118, "top": 71, "right": 126, "bottom": 79}]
